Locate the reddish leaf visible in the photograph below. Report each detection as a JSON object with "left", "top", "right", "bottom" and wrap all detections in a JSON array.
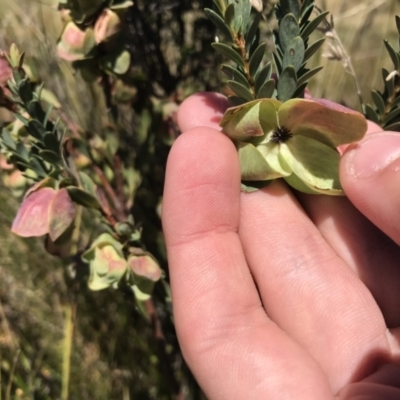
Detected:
[
  {"left": 128, "top": 254, "right": 162, "bottom": 282},
  {"left": 11, "top": 187, "right": 56, "bottom": 237},
  {"left": 48, "top": 188, "right": 76, "bottom": 241}
]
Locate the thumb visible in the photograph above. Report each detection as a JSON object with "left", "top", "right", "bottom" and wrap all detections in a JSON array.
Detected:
[{"left": 340, "top": 132, "right": 400, "bottom": 245}]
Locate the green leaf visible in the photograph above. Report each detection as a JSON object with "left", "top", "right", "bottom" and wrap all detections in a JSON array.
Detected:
[
  {"left": 384, "top": 121, "right": 400, "bottom": 131},
  {"left": 28, "top": 120, "right": 46, "bottom": 140},
  {"left": 300, "top": 0, "right": 314, "bottom": 22},
  {"left": 396, "top": 15, "right": 400, "bottom": 36},
  {"left": 300, "top": 11, "right": 329, "bottom": 41},
  {"left": 233, "top": 15, "right": 243, "bottom": 34},
  {"left": 392, "top": 93, "right": 400, "bottom": 108},
  {"left": 240, "top": 0, "right": 252, "bottom": 31},
  {"left": 213, "top": 0, "right": 225, "bottom": 16},
  {"left": 222, "top": 65, "right": 250, "bottom": 88},
  {"left": 14, "top": 113, "right": 29, "bottom": 126},
  {"left": 279, "top": 14, "right": 300, "bottom": 51},
  {"left": 28, "top": 157, "right": 48, "bottom": 178},
  {"left": 212, "top": 43, "right": 245, "bottom": 67},
  {"left": 241, "top": 180, "right": 272, "bottom": 192},
  {"left": 363, "top": 104, "right": 380, "bottom": 124},
  {"left": 273, "top": 52, "right": 282, "bottom": 75},
  {"left": 101, "top": 50, "right": 131, "bottom": 75},
  {"left": 227, "top": 81, "right": 255, "bottom": 102},
  {"left": 228, "top": 96, "right": 247, "bottom": 106},
  {"left": 27, "top": 100, "right": 45, "bottom": 123},
  {"left": 9, "top": 43, "right": 24, "bottom": 68},
  {"left": 281, "top": 136, "right": 344, "bottom": 195},
  {"left": 66, "top": 187, "right": 101, "bottom": 210},
  {"left": 245, "top": 13, "right": 261, "bottom": 51},
  {"left": 255, "top": 62, "right": 272, "bottom": 93},
  {"left": 279, "top": 98, "right": 368, "bottom": 147},
  {"left": 249, "top": 42, "right": 266, "bottom": 77},
  {"left": 205, "top": 8, "right": 233, "bottom": 41},
  {"left": 284, "top": 172, "right": 321, "bottom": 194},
  {"left": 280, "top": 0, "right": 301, "bottom": 20},
  {"left": 238, "top": 142, "right": 285, "bottom": 180},
  {"left": 38, "top": 150, "right": 60, "bottom": 164},
  {"left": 18, "top": 79, "right": 33, "bottom": 104},
  {"left": 220, "top": 99, "right": 281, "bottom": 140},
  {"left": 256, "top": 79, "right": 275, "bottom": 98},
  {"left": 224, "top": 3, "right": 235, "bottom": 27},
  {"left": 131, "top": 282, "right": 153, "bottom": 302},
  {"left": 300, "top": 0, "right": 314, "bottom": 18},
  {"left": 384, "top": 40, "right": 399, "bottom": 71},
  {"left": 282, "top": 36, "right": 305, "bottom": 72},
  {"left": 383, "top": 107, "right": 400, "bottom": 125},
  {"left": 43, "top": 133, "right": 60, "bottom": 154},
  {"left": 277, "top": 65, "right": 297, "bottom": 101},
  {"left": 1, "top": 130, "right": 16, "bottom": 150},
  {"left": 12, "top": 68, "right": 25, "bottom": 84},
  {"left": 371, "top": 90, "right": 385, "bottom": 115},
  {"left": 297, "top": 66, "right": 323, "bottom": 86},
  {"left": 292, "top": 82, "right": 308, "bottom": 98},
  {"left": 16, "top": 142, "right": 29, "bottom": 162},
  {"left": 304, "top": 38, "right": 325, "bottom": 61}
]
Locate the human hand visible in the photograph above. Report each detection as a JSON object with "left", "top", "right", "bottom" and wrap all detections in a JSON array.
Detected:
[{"left": 162, "top": 92, "right": 400, "bottom": 399}]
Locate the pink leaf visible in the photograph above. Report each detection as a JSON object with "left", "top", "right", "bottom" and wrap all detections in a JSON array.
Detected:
[
  {"left": 128, "top": 255, "right": 162, "bottom": 282},
  {"left": 48, "top": 188, "right": 76, "bottom": 241},
  {"left": 11, "top": 187, "right": 56, "bottom": 237}
]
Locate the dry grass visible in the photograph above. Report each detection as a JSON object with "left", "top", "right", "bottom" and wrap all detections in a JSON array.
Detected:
[{"left": 309, "top": 0, "right": 398, "bottom": 110}]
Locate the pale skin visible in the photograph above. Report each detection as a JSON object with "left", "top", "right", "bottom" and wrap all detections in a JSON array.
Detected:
[{"left": 162, "top": 92, "right": 400, "bottom": 399}]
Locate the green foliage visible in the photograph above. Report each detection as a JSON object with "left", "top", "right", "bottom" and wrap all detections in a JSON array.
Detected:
[
  {"left": 364, "top": 16, "right": 400, "bottom": 131},
  {"left": 206, "top": 0, "right": 326, "bottom": 104},
  {"left": 3, "top": 45, "right": 64, "bottom": 180}
]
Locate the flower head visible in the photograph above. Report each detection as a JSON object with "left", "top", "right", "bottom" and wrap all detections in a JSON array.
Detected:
[{"left": 220, "top": 98, "right": 367, "bottom": 195}]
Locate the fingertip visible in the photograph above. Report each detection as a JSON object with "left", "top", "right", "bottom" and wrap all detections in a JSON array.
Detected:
[
  {"left": 162, "top": 126, "right": 240, "bottom": 244},
  {"left": 177, "top": 92, "right": 229, "bottom": 132},
  {"left": 340, "top": 132, "right": 400, "bottom": 244}
]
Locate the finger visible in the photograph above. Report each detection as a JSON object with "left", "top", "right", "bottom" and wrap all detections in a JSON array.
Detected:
[
  {"left": 238, "top": 181, "right": 391, "bottom": 393},
  {"left": 162, "top": 128, "right": 333, "bottom": 399},
  {"left": 340, "top": 132, "right": 400, "bottom": 245},
  {"left": 291, "top": 122, "right": 400, "bottom": 326},
  {"left": 338, "top": 364, "right": 400, "bottom": 400},
  {"left": 177, "top": 92, "right": 229, "bottom": 132},
  {"left": 294, "top": 193, "right": 400, "bottom": 328}
]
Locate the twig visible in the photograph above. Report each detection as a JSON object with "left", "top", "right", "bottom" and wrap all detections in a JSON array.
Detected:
[
  {"left": 113, "top": 155, "right": 126, "bottom": 213},
  {"left": 144, "top": 300, "right": 184, "bottom": 400},
  {"left": 5, "top": 348, "right": 20, "bottom": 400},
  {"left": 93, "top": 164, "right": 126, "bottom": 222}
]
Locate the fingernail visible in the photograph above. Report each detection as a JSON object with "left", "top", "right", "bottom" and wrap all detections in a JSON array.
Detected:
[{"left": 347, "top": 134, "right": 400, "bottom": 179}]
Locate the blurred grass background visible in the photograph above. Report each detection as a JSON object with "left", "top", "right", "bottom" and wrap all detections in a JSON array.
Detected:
[{"left": 0, "top": 0, "right": 398, "bottom": 399}]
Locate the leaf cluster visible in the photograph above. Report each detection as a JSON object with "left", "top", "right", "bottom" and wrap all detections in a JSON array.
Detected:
[
  {"left": 206, "top": 0, "right": 327, "bottom": 105},
  {"left": 273, "top": 0, "right": 327, "bottom": 101},
  {"left": 1, "top": 45, "right": 64, "bottom": 180},
  {"left": 364, "top": 16, "right": 400, "bottom": 131}
]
